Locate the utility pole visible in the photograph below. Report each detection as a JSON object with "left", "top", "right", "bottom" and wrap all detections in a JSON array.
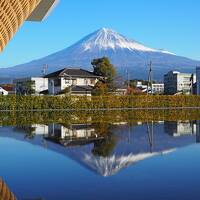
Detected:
[
  {"left": 147, "top": 61, "right": 153, "bottom": 95},
  {"left": 126, "top": 68, "right": 130, "bottom": 89},
  {"left": 147, "top": 121, "right": 154, "bottom": 153},
  {"left": 41, "top": 64, "right": 48, "bottom": 95}
]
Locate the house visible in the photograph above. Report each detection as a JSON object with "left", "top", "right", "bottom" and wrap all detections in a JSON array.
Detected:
[
  {"left": 44, "top": 68, "right": 102, "bottom": 96},
  {"left": 164, "top": 71, "right": 196, "bottom": 95},
  {"left": 0, "top": 87, "right": 8, "bottom": 95},
  {"left": 13, "top": 77, "right": 48, "bottom": 95},
  {"left": 0, "top": 84, "right": 15, "bottom": 95}
]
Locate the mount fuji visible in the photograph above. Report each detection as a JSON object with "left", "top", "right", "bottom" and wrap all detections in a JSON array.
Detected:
[{"left": 0, "top": 27, "right": 199, "bottom": 81}]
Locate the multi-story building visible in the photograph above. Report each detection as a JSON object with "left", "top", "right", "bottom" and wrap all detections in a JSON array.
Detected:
[
  {"left": 45, "top": 68, "right": 102, "bottom": 96},
  {"left": 164, "top": 71, "right": 196, "bottom": 95},
  {"left": 14, "top": 77, "right": 48, "bottom": 95},
  {"left": 0, "top": 0, "right": 58, "bottom": 51},
  {"left": 152, "top": 83, "right": 164, "bottom": 94}
]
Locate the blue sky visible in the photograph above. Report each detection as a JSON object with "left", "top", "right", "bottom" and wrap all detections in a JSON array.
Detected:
[{"left": 0, "top": 0, "right": 200, "bottom": 68}]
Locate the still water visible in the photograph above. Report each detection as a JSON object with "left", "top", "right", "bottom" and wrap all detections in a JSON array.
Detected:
[{"left": 1, "top": 117, "right": 200, "bottom": 199}]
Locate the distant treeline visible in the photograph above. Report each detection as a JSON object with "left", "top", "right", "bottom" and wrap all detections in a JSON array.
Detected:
[{"left": 1, "top": 95, "right": 200, "bottom": 111}]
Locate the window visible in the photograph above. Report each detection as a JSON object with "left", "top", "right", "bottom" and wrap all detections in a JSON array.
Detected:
[
  {"left": 84, "top": 79, "right": 88, "bottom": 85},
  {"left": 91, "top": 79, "right": 96, "bottom": 85},
  {"left": 65, "top": 79, "right": 70, "bottom": 84},
  {"left": 72, "top": 80, "right": 77, "bottom": 85},
  {"left": 54, "top": 79, "right": 61, "bottom": 87}
]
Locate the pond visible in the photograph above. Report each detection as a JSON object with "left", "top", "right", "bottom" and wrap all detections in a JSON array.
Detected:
[{"left": 1, "top": 111, "right": 200, "bottom": 200}]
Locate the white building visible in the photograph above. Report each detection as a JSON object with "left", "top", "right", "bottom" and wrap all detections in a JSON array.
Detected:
[
  {"left": 14, "top": 77, "right": 48, "bottom": 95},
  {"left": 0, "top": 87, "right": 8, "bottom": 95},
  {"left": 164, "top": 121, "right": 196, "bottom": 137},
  {"left": 45, "top": 68, "right": 101, "bottom": 96},
  {"left": 152, "top": 83, "right": 164, "bottom": 94},
  {"left": 164, "top": 71, "right": 196, "bottom": 95},
  {"left": 136, "top": 81, "right": 148, "bottom": 92},
  {"left": 135, "top": 81, "right": 164, "bottom": 94}
]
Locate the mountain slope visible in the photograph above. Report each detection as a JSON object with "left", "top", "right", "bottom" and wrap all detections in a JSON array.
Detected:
[{"left": 0, "top": 28, "right": 199, "bottom": 81}]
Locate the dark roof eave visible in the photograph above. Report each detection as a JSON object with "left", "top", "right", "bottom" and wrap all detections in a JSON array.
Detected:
[{"left": 60, "top": 75, "right": 102, "bottom": 78}]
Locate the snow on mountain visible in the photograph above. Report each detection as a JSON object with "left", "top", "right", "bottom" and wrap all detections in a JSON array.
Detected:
[
  {"left": 0, "top": 27, "right": 199, "bottom": 81},
  {"left": 81, "top": 28, "right": 175, "bottom": 55}
]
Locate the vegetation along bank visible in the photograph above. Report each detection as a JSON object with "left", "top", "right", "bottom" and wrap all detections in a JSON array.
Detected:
[{"left": 1, "top": 95, "right": 200, "bottom": 111}]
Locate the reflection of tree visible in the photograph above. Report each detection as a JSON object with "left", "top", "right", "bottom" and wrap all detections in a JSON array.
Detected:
[
  {"left": 92, "top": 122, "right": 112, "bottom": 136},
  {"left": 92, "top": 123, "right": 117, "bottom": 157},
  {"left": 14, "top": 126, "right": 36, "bottom": 139},
  {"left": 2, "top": 110, "right": 200, "bottom": 127},
  {"left": 92, "top": 135, "right": 117, "bottom": 157}
]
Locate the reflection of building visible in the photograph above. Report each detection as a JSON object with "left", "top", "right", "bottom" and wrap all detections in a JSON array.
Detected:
[
  {"left": 164, "top": 71, "right": 196, "bottom": 95},
  {"left": 15, "top": 124, "right": 48, "bottom": 137},
  {"left": 0, "top": 0, "right": 58, "bottom": 51},
  {"left": 47, "top": 124, "right": 102, "bottom": 146},
  {"left": 164, "top": 121, "right": 196, "bottom": 137},
  {"left": 0, "top": 179, "right": 17, "bottom": 200},
  {"left": 13, "top": 77, "right": 48, "bottom": 95},
  {"left": 32, "top": 124, "right": 49, "bottom": 135}
]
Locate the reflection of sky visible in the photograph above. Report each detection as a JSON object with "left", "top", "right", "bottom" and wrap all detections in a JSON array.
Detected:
[{"left": 0, "top": 122, "right": 200, "bottom": 200}]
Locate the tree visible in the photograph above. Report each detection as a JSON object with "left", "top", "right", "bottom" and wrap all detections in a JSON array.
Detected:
[
  {"left": 92, "top": 81, "right": 108, "bottom": 96},
  {"left": 91, "top": 57, "right": 116, "bottom": 87},
  {"left": 20, "top": 80, "right": 35, "bottom": 95}
]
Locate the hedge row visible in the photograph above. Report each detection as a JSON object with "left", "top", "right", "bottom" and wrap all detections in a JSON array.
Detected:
[{"left": 1, "top": 95, "right": 200, "bottom": 110}]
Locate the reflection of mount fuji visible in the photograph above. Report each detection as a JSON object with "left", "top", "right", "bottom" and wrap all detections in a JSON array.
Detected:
[{"left": 1, "top": 121, "right": 200, "bottom": 177}]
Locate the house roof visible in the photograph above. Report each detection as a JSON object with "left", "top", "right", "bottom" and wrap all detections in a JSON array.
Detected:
[
  {"left": 45, "top": 68, "right": 101, "bottom": 79},
  {"left": 0, "top": 84, "right": 15, "bottom": 92}
]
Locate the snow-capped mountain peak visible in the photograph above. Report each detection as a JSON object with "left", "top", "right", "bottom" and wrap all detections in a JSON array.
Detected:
[
  {"left": 1, "top": 27, "right": 199, "bottom": 81},
  {"left": 80, "top": 27, "right": 175, "bottom": 55}
]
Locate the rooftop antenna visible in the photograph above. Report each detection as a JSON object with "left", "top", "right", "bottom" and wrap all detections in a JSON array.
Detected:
[
  {"left": 147, "top": 61, "right": 153, "bottom": 95},
  {"left": 42, "top": 64, "right": 48, "bottom": 76},
  {"left": 41, "top": 64, "right": 48, "bottom": 95}
]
